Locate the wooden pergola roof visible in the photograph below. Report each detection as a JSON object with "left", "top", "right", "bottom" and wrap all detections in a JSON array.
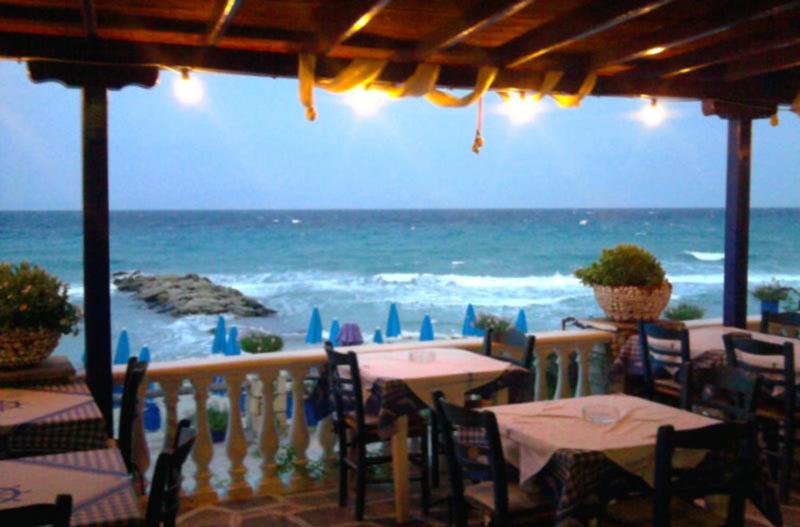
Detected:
[{"left": 1, "top": 0, "right": 799, "bottom": 108}]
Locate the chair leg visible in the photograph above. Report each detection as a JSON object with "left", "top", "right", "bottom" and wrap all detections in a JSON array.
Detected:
[
  {"left": 338, "top": 431, "right": 348, "bottom": 507},
  {"left": 420, "top": 433, "right": 431, "bottom": 515},
  {"left": 430, "top": 413, "right": 440, "bottom": 488},
  {"left": 781, "top": 437, "right": 794, "bottom": 502},
  {"left": 355, "top": 444, "right": 367, "bottom": 521}
]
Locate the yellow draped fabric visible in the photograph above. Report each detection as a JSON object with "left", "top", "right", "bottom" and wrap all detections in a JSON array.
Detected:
[
  {"left": 793, "top": 90, "right": 800, "bottom": 116},
  {"left": 424, "top": 67, "right": 499, "bottom": 107},
  {"left": 299, "top": 54, "right": 387, "bottom": 121},
  {"left": 375, "top": 63, "right": 442, "bottom": 98},
  {"left": 496, "top": 71, "right": 595, "bottom": 108},
  {"left": 552, "top": 73, "right": 597, "bottom": 108}
]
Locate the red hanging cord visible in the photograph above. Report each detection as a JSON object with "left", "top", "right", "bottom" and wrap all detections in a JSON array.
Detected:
[{"left": 472, "top": 97, "right": 484, "bottom": 154}]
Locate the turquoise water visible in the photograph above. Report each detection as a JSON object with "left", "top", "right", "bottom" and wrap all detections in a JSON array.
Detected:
[{"left": 1, "top": 209, "right": 799, "bottom": 365}]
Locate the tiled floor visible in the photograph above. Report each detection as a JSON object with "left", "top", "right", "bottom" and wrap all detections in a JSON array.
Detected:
[{"left": 177, "top": 481, "right": 799, "bottom": 527}]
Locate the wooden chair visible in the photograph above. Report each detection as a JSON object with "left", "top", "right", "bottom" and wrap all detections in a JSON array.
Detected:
[
  {"left": 482, "top": 328, "right": 536, "bottom": 370},
  {"left": 761, "top": 311, "right": 800, "bottom": 338},
  {"left": 602, "top": 422, "right": 758, "bottom": 527},
  {"left": 325, "top": 341, "right": 430, "bottom": 521},
  {"left": 433, "top": 391, "right": 553, "bottom": 527},
  {"left": 637, "top": 321, "right": 690, "bottom": 404},
  {"left": 145, "top": 419, "right": 196, "bottom": 527},
  {"left": 723, "top": 333, "right": 796, "bottom": 501},
  {"left": 0, "top": 494, "right": 72, "bottom": 527},
  {"left": 681, "top": 364, "right": 759, "bottom": 422},
  {"left": 118, "top": 356, "right": 148, "bottom": 478}
]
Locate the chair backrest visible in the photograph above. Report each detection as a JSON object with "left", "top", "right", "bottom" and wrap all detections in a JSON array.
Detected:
[
  {"left": 119, "top": 356, "right": 148, "bottom": 475},
  {"left": 761, "top": 311, "right": 800, "bottom": 338},
  {"left": 146, "top": 419, "right": 195, "bottom": 527},
  {"left": 723, "top": 333, "right": 796, "bottom": 430},
  {"left": 681, "top": 364, "right": 759, "bottom": 421},
  {"left": 433, "top": 391, "right": 509, "bottom": 526},
  {"left": 482, "top": 327, "right": 536, "bottom": 370},
  {"left": 324, "top": 341, "right": 366, "bottom": 434},
  {"left": 638, "top": 321, "right": 690, "bottom": 400},
  {"left": 0, "top": 494, "right": 72, "bottom": 527},
  {"left": 653, "top": 422, "right": 756, "bottom": 527}
]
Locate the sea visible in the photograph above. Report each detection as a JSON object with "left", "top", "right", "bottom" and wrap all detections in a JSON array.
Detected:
[{"left": 1, "top": 209, "right": 799, "bottom": 367}]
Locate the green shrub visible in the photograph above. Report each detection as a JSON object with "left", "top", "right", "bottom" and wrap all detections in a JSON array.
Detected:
[
  {"left": 0, "top": 261, "right": 81, "bottom": 334},
  {"left": 752, "top": 279, "right": 791, "bottom": 302},
  {"left": 474, "top": 313, "right": 513, "bottom": 333},
  {"left": 574, "top": 244, "right": 666, "bottom": 287},
  {"left": 664, "top": 302, "right": 705, "bottom": 321},
  {"left": 207, "top": 405, "right": 229, "bottom": 432},
  {"left": 240, "top": 332, "right": 284, "bottom": 353}
]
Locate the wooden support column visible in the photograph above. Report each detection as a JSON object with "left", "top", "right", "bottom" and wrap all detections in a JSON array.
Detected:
[
  {"left": 702, "top": 99, "right": 774, "bottom": 329},
  {"left": 82, "top": 83, "right": 113, "bottom": 433}
]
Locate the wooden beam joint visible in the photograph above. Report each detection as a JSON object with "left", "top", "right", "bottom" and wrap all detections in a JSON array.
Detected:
[
  {"left": 27, "top": 60, "right": 159, "bottom": 90},
  {"left": 701, "top": 99, "right": 775, "bottom": 120}
]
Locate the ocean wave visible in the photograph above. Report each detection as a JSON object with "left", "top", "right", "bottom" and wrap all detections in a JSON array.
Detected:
[{"left": 684, "top": 251, "right": 724, "bottom": 262}]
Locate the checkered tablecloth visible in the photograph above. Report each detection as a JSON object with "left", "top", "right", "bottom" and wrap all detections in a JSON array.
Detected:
[
  {"left": 0, "top": 448, "right": 143, "bottom": 526},
  {"left": 0, "top": 380, "right": 108, "bottom": 459}
]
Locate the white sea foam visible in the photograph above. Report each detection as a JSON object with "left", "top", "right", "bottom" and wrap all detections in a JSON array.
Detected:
[
  {"left": 579, "top": 219, "right": 588, "bottom": 225},
  {"left": 451, "top": 261, "right": 465, "bottom": 266},
  {"left": 291, "top": 219, "right": 302, "bottom": 224},
  {"left": 684, "top": 251, "right": 725, "bottom": 262}
]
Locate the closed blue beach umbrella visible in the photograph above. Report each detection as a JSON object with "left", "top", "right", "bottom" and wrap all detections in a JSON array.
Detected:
[
  {"left": 138, "top": 346, "right": 160, "bottom": 432},
  {"left": 462, "top": 304, "right": 477, "bottom": 336},
  {"left": 329, "top": 319, "right": 341, "bottom": 344},
  {"left": 419, "top": 315, "right": 434, "bottom": 341},
  {"left": 212, "top": 316, "right": 226, "bottom": 354},
  {"left": 225, "top": 327, "right": 241, "bottom": 356},
  {"left": 138, "top": 346, "right": 151, "bottom": 364},
  {"left": 515, "top": 309, "right": 528, "bottom": 333},
  {"left": 373, "top": 328, "right": 384, "bottom": 344},
  {"left": 386, "top": 303, "right": 402, "bottom": 338},
  {"left": 306, "top": 307, "right": 323, "bottom": 344},
  {"left": 114, "top": 330, "right": 131, "bottom": 365}
]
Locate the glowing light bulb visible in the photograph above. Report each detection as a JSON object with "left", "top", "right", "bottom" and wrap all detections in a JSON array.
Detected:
[
  {"left": 173, "top": 70, "right": 204, "bottom": 105},
  {"left": 343, "top": 88, "right": 389, "bottom": 117},
  {"left": 637, "top": 99, "right": 666, "bottom": 127},
  {"left": 499, "top": 92, "right": 540, "bottom": 125},
  {"left": 644, "top": 46, "right": 666, "bottom": 56}
]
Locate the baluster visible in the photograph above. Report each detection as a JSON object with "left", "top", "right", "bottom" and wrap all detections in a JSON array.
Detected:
[
  {"left": 555, "top": 348, "right": 572, "bottom": 399},
  {"left": 160, "top": 378, "right": 181, "bottom": 448},
  {"left": 533, "top": 348, "right": 550, "bottom": 401},
  {"left": 132, "top": 381, "right": 150, "bottom": 494},
  {"left": 288, "top": 367, "right": 311, "bottom": 489},
  {"left": 317, "top": 415, "right": 337, "bottom": 477},
  {"left": 575, "top": 345, "right": 592, "bottom": 397},
  {"left": 225, "top": 372, "right": 253, "bottom": 499},
  {"left": 258, "top": 370, "right": 281, "bottom": 494},
  {"left": 189, "top": 376, "right": 217, "bottom": 504}
]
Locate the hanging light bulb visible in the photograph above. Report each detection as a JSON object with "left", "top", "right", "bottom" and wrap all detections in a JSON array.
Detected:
[
  {"left": 342, "top": 88, "right": 389, "bottom": 117},
  {"left": 637, "top": 98, "right": 666, "bottom": 127},
  {"left": 498, "top": 91, "right": 540, "bottom": 125},
  {"left": 173, "top": 68, "right": 204, "bottom": 105}
]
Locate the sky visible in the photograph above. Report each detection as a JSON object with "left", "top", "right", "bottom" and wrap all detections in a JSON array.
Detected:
[{"left": 0, "top": 60, "right": 798, "bottom": 210}]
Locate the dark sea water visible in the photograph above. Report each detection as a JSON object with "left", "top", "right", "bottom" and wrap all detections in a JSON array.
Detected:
[{"left": 1, "top": 209, "right": 799, "bottom": 365}]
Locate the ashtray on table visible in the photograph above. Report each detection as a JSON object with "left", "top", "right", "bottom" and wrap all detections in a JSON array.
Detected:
[
  {"left": 408, "top": 350, "right": 435, "bottom": 363},
  {"left": 582, "top": 404, "right": 621, "bottom": 425}
]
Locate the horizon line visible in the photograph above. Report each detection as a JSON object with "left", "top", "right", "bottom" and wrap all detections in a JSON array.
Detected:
[{"left": 2, "top": 206, "right": 800, "bottom": 213}]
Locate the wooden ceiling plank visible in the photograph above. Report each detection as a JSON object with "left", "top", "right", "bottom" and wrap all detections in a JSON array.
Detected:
[
  {"left": 498, "top": 0, "right": 675, "bottom": 68},
  {"left": 313, "top": 0, "right": 392, "bottom": 55},
  {"left": 725, "top": 42, "right": 800, "bottom": 80},
  {"left": 409, "top": 0, "right": 534, "bottom": 61},
  {"left": 206, "top": 0, "right": 243, "bottom": 46},
  {"left": 80, "top": 0, "right": 96, "bottom": 38},
  {"left": 592, "top": 0, "right": 800, "bottom": 70}
]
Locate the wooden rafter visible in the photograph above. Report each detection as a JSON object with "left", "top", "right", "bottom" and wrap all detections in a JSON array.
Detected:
[
  {"left": 311, "top": 0, "right": 392, "bottom": 55},
  {"left": 591, "top": 0, "right": 800, "bottom": 70},
  {"left": 80, "top": 0, "right": 96, "bottom": 38},
  {"left": 497, "top": 0, "right": 675, "bottom": 69},
  {"left": 406, "top": 0, "right": 534, "bottom": 62},
  {"left": 206, "top": 0, "right": 243, "bottom": 46},
  {"left": 726, "top": 42, "right": 800, "bottom": 80}
]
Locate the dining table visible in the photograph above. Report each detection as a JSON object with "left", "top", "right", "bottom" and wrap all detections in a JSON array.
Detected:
[
  {"left": 0, "top": 379, "right": 108, "bottom": 459},
  {"left": 326, "top": 346, "right": 533, "bottom": 523},
  {"left": 0, "top": 447, "right": 143, "bottom": 526}
]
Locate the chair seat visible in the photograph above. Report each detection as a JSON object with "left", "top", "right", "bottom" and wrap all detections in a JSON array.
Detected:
[
  {"left": 654, "top": 378, "right": 681, "bottom": 396},
  {"left": 343, "top": 412, "right": 427, "bottom": 438},
  {"left": 602, "top": 495, "right": 728, "bottom": 526},
  {"left": 464, "top": 481, "right": 552, "bottom": 517}
]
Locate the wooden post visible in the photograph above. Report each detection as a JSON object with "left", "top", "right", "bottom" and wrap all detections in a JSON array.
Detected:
[
  {"left": 723, "top": 118, "right": 752, "bottom": 328},
  {"left": 82, "top": 83, "right": 113, "bottom": 435}
]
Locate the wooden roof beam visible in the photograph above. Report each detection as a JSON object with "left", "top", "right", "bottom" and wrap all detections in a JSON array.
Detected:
[
  {"left": 497, "top": 0, "right": 675, "bottom": 69},
  {"left": 311, "top": 0, "right": 392, "bottom": 55},
  {"left": 591, "top": 0, "right": 800, "bottom": 70},
  {"left": 80, "top": 0, "right": 96, "bottom": 38},
  {"left": 406, "top": 0, "right": 534, "bottom": 62},
  {"left": 725, "top": 42, "right": 800, "bottom": 80},
  {"left": 206, "top": 0, "right": 243, "bottom": 46}
]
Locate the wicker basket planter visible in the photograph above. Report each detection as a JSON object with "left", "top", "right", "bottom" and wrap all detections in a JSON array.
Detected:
[
  {"left": 0, "top": 328, "right": 61, "bottom": 369},
  {"left": 593, "top": 282, "right": 672, "bottom": 322}
]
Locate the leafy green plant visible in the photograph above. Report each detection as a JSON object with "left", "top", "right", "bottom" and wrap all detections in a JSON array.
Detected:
[
  {"left": 0, "top": 261, "right": 81, "bottom": 334},
  {"left": 240, "top": 332, "right": 284, "bottom": 353},
  {"left": 574, "top": 244, "right": 666, "bottom": 287},
  {"left": 474, "top": 313, "right": 512, "bottom": 333},
  {"left": 664, "top": 302, "right": 705, "bottom": 321},
  {"left": 207, "top": 398, "right": 229, "bottom": 432},
  {"left": 752, "top": 279, "right": 791, "bottom": 302}
]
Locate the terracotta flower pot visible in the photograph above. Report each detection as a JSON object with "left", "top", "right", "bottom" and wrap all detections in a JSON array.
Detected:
[
  {"left": 0, "top": 328, "right": 61, "bottom": 369},
  {"left": 593, "top": 282, "right": 672, "bottom": 322}
]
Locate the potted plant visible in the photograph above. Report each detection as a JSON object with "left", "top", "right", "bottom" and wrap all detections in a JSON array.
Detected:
[
  {"left": 0, "top": 261, "right": 81, "bottom": 368},
  {"left": 473, "top": 313, "right": 513, "bottom": 339},
  {"left": 664, "top": 302, "right": 705, "bottom": 321},
  {"left": 207, "top": 395, "right": 229, "bottom": 443},
  {"left": 575, "top": 244, "right": 671, "bottom": 322},
  {"left": 752, "top": 279, "right": 791, "bottom": 314}
]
